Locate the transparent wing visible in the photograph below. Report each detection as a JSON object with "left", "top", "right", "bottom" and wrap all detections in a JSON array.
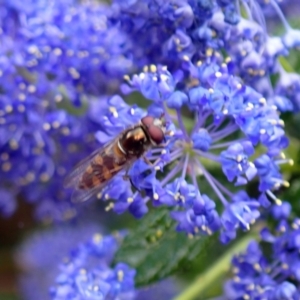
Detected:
[
  {"left": 64, "top": 135, "right": 134, "bottom": 203},
  {"left": 63, "top": 147, "right": 103, "bottom": 189},
  {"left": 70, "top": 183, "right": 105, "bottom": 203},
  {"left": 70, "top": 162, "right": 131, "bottom": 203}
]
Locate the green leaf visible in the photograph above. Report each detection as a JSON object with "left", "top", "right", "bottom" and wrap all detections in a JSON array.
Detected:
[
  {"left": 173, "top": 232, "right": 259, "bottom": 300},
  {"left": 113, "top": 207, "right": 218, "bottom": 287}
]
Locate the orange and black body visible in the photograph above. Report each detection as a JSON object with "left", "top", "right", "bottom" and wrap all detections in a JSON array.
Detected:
[{"left": 64, "top": 116, "right": 165, "bottom": 203}]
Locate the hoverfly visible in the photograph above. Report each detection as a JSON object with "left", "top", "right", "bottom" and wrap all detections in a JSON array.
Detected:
[{"left": 64, "top": 116, "right": 166, "bottom": 203}]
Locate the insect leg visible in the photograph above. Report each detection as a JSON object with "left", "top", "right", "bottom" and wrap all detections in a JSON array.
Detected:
[
  {"left": 122, "top": 166, "right": 141, "bottom": 192},
  {"left": 142, "top": 156, "right": 155, "bottom": 167}
]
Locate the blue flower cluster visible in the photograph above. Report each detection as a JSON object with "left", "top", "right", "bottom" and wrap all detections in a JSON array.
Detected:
[
  {"left": 111, "top": 0, "right": 300, "bottom": 110},
  {"left": 50, "top": 232, "right": 136, "bottom": 300},
  {"left": 95, "top": 59, "right": 290, "bottom": 242},
  {"left": 224, "top": 217, "right": 300, "bottom": 299},
  {"left": 16, "top": 219, "right": 180, "bottom": 300},
  {"left": 15, "top": 221, "right": 103, "bottom": 300},
  {"left": 17, "top": 223, "right": 135, "bottom": 299},
  {"left": 0, "top": 0, "right": 136, "bottom": 220},
  {"left": 1, "top": 0, "right": 298, "bottom": 225}
]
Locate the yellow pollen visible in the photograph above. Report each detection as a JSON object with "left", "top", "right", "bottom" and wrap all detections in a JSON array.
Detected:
[
  {"left": 28, "top": 85, "right": 36, "bottom": 93},
  {"left": 206, "top": 48, "right": 213, "bottom": 56},
  {"left": 127, "top": 197, "right": 134, "bottom": 203},
  {"left": 249, "top": 162, "right": 255, "bottom": 168},
  {"left": 153, "top": 193, "right": 159, "bottom": 200},
  {"left": 61, "top": 127, "right": 70, "bottom": 135},
  {"left": 223, "top": 108, "right": 228, "bottom": 115},
  {"left": 93, "top": 285, "right": 99, "bottom": 291},
  {"left": 283, "top": 181, "right": 290, "bottom": 188},
  {"left": 236, "top": 155, "right": 243, "bottom": 162},
  {"left": 260, "top": 129, "right": 266, "bottom": 134},
  {"left": 160, "top": 74, "right": 169, "bottom": 81},
  {"left": 123, "top": 74, "right": 130, "bottom": 81},
  {"left": 182, "top": 55, "right": 189, "bottom": 61},
  {"left": 117, "top": 270, "right": 124, "bottom": 281},
  {"left": 40, "top": 173, "right": 50, "bottom": 182},
  {"left": 2, "top": 162, "right": 11, "bottom": 172},
  {"left": 208, "top": 88, "right": 214, "bottom": 94},
  {"left": 18, "top": 93, "right": 26, "bottom": 101},
  {"left": 9, "top": 140, "right": 18, "bottom": 150},
  {"left": 254, "top": 263, "right": 261, "bottom": 271},
  {"left": 143, "top": 65, "right": 149, "bottom": 72},
  {"left": 150, "top": 64, "right": 157, "bottom": 73},
  {"left": 5, "top": 105, "right": 13, "bottom": 113},
  {"left": 68, "top": 67, "right": 80, "bottom": 79},
  {"left": 279, "top": 225, "right": 286, "bottom": 232},
  {"left": 43, "top": 123, "right": 51, "bottom": 131},
  {"left": 52, "top": 121, "right": 60, "bottom": 129},
  {"left": 259, "top": 97, "right": 266, "bottom": 104},
  {"left": 93, "top": 233, "right": 103, "bottom": 243},
  {"left": 275, "top": 198, "right": 282, "bottom": 205},
  {"left": 215, "top": 71, "right": 222, "bottom": 77},
  {"left": 109, "top": 106, "right": 118, "bottom": 118},
  {"left": 54, "top": 94, "right": 63, "bottom": 102},
  {"left": 105, "top": 202, "right": 114, "bottom": 211},
  {"left": 53, "top": 48, "right": 62, "bottom": 56}
]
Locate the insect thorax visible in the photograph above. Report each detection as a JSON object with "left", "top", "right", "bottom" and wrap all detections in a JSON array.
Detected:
[{"left": 119, "top": 126, "right": 149, "bottom": 157}]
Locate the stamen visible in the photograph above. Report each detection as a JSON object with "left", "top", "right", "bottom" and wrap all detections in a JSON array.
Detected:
[
  {"left": 194, "top": 149, "right": 220, "bottom": 162},
  {"left": 266, "top": 190, "right": 282, "bottom": 205},
  {"left": 210, "top": 138, "right": 247, "bottom": 149},
  {"left": 210, "top": 124, "right": 239, "bottom": 142},
  {"left": 195, "top": 159, "right": 228, "bottom": 205},
  {"left": 175, "top": 154, "right": 189, "bottom": 192},
  {"left": 176, "top": 109, "right": 190, "bottom": 142}
]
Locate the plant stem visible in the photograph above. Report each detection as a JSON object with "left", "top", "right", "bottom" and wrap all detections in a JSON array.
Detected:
[{"left": 173, "top": 233, "right": 259, "bottom": 300}]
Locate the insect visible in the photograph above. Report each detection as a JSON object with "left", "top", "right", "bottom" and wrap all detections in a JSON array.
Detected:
[{"left": 64, "top": 115, "right": 166, "bottom": 203}]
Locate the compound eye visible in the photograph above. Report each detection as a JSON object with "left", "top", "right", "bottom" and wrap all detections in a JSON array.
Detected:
[
  {"left": 141, "top": 116, "right": 154, "bottom": 128},
  {"left": 148, "top": 126, "right": 164, "bottom": 145}
]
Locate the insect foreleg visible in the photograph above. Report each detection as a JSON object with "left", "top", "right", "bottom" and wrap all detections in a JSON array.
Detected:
[{"left": 122, "top": 165, "right": 141, "bottom": 192}]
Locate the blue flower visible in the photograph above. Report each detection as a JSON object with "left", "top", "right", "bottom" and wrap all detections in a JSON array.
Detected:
[{"left": 223, "top": 218, "right": 300, "bottom": 300}]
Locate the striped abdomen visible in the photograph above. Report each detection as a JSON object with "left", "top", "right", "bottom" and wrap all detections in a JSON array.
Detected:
[{"left": 78, "top": 142, "right": 127, "bottom": 190}]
